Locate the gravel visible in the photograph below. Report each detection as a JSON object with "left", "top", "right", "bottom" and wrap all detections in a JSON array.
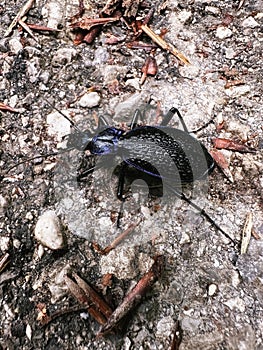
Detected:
[{"left": 0, "top": 1, "right": 262, "bottom": 349}]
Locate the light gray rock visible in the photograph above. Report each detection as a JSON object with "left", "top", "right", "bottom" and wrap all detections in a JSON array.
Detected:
[
  {"left": 34, "top": 210, "right": 65, "bottom": 250},
  {"left": 78, "top": 92, "right": 101, "bottom": 108},
  {"left": 216, "top": 26, "right": 232, "bottom": 39},
  {"left": 8, "top": 37, "right": 23, "bottom": 54},
  {"left": 51, "top": 48, "right": 77, "bottom": 66},
  {"left": 242, "top": 17, "right": 260, "bottom": 28}
]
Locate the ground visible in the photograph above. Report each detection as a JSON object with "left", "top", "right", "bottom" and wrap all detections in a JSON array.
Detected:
[{"left": 0, "top": 0, "right": 263, "bottom": 349}]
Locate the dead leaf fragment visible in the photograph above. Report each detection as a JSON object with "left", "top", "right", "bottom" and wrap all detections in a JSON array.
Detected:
[
  {"left": 210, "top": 149, "right": 233, "bottom": 182},
  {"left": 212, "top": 138, "right": 256, "bottom": 153}
]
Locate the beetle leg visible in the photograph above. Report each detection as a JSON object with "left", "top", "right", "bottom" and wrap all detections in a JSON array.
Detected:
[
  {"left": 116, "top": 163, "right": 128, "bottom": 227},
  {"left": 130, "top": 109, "right": 143, "bottom": 129},
  {"left": 160, "top": 107, "right": 189, "bottom": 133},
  {"left": 166, "top": 184, "right": 237, "bottom": 245}
]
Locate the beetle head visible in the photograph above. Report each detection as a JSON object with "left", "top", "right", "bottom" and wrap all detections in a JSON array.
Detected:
[{"left": 65, "top": 131, "right": 93, "bottom": 151}]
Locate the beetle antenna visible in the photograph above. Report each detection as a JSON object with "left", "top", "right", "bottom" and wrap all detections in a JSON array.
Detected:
[
  {"left": 43, "top": 98, "right": 81, "bottom": 133},
  {"left": 2, "top": 148, "right": 74, "bottom": 177}
]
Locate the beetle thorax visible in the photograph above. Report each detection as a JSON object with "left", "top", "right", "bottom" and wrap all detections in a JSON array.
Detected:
[{"left": 89, "top": 127, "right": 124, "bottom": 155}]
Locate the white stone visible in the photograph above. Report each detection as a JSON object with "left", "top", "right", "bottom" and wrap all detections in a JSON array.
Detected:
[
  {"left": 125, "top": 78, "right": 141, "bottom": 90},
  {"left": 26, "top": 324, "right": 32, "bottom": 341},
  {"left": 46, "top": 110, "right": 72, "bottom": 140},
  {"left": 42, "top": 1, "right": 64, "bottom": 29},
  {"left": 13, "top": 239, "right": 21, "bottom": 249},
  {"left": 216, "top": 26, "right": 232, "bottom": 39},
  {"left": 100, "top": 246, "right": 137, "bottom": 279},
  {"left": 156, "top": 316, "right": 175, "bottom": 337},
  {"left": 242, "top": 17, "right": 259, "bottom": 28},
  {"left": 78, "top": 92, "right": 101, "bottom": 108},
  {"left": 0, "top": 236, "right": 10, "bottom": 251},
  {"left": 205, "top": 6, "right": 220, "bottom": 15},
  {"left": 225, "top": 47, "right": 236, "bottom": 59},
  {"left": 255, "top": 13, "right": 263, "bottom": 20},
  {"left": 225, "top": 85, "right": 250, "bottom": 98},
  {"left": 0, "top": 194, "right": 7, "bottom": 213},
  {"left": 178, "top": 10, "right": 192, "bottom": 23},
  {"left": 34, "top": 210, "right": 65, "bottom": 250},
  {"left": 9, "top": 38, "right": 23, "bottom": 54},
  {"left": 224, "top": 297, "right": 246, "bottom": 312},
  {"left": 180, "top": 232, "right": 191, "bottom": 244},
  {"left": 181, "top": 315, "right": 201, "bottom": 332},
  {"left": 208, "top": 283, "right": 217, "bottom": 296}
]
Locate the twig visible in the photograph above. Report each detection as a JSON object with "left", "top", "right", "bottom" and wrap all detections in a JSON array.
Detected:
[
  {"left": 4, "top": 0, "right": 35, "bottom": 37},
  {"left": 65, "top": 272, "right": 112, "bottom": 325},
  {"left": 0, "top": 102, "right": 19, "bottom": 113},
  {"left": 93, "top": 219, "right": 141, "bottom": 254},
  {"left": 38, "top": 304, "right": 86, "bottom": 326},
  {"left": 141, "top": 24, "right": 190, "bottom": 65},
  {"left": 18, "top": 19, "right": 38, "bottom": 42},
  {"left": 97, "top": 255, "right": 164, "bottom": 337},
  {"left": 0, "top": 253, "right": 10, "bottom": 273},
  {"left": 26, "top": 23, "right": 61, "bottom": 32}
]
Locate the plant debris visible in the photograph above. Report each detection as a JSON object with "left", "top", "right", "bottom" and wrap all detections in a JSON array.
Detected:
[
  {"left": 241, "top": 212, "right": 253, "bottom": 255},
  {"left": 212, "top": 138, "right": 256, "bottom": 153},
  {"left": 97, "top": 255, "right": 164, "bottom": 337}
]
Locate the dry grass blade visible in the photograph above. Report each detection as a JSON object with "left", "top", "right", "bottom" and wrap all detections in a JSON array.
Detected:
[
  {"left": 71, "top": 17, "right": 120, "bottom": 30},
  {"left": 141, "top": 24, "right": 190, "bottom": 64},
  {"left": 18, "top": 19, "right": 38, "bottom": 41},
  {"left": 241, "top": 212, "right": 253, "bottom": 254},
  {"left": 4, "top": 0, "right": 35, "bottom": 37}
]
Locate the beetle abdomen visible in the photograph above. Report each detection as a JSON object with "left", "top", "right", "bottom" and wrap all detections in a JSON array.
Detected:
[{"left": 119, "top": 126, "right": 214, "bottom": 184}]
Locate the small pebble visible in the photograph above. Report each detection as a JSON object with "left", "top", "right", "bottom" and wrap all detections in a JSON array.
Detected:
[
  {"left": 225, "top": 85, "right": 250, "bottom": 98},
  {"left": 205, "top": 6, "right": 221, "bottom": 15},
  {"left": 13, "top": 239, "right": 21, "bottom": 249},
  {"left": 215, "top": 26, "right": 232, "bottom": 39},
  {"left": 0, "top": 194, "right": 7, "bottom": 213},
  {"left": 26, "top": 324, "right": 32, "bottom": 341},
  {"left": 242, "top": 17, "right": 259, "bottom": 28},
  {"left": 8, "top": 38, "right": 23, "bottom": 54},
  {"left": 0, "top": 236, "right": 10, "bottom": 251},
  {"left": 224, "top": 297, "right": 246, "bottom": 312},
  {"left": 46, "top": 110, "right": 72, "bottom": 140},
  {"left": 52, "top": 48, "right": 77, "bottom": 66},
  {"left": 34, "top": 210, "right": 65, "bottom": 250},
  {"left": 225, "top": 47, "right": 236, "bottom": 59},
  {"left": 156, "top": 316, "right": 175, "bottom": 337},
  {"left": 208, "top": 283, "right": 217, "bottom": 296},
  {"left": 181, "top": 315, "right": 201, "bottom": 332},
  {"left": 78, "top": 92, "right": 101, "bottom": 108},
  {"left": 178, "top": 10, "right": 192, "bottom": 23}
]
